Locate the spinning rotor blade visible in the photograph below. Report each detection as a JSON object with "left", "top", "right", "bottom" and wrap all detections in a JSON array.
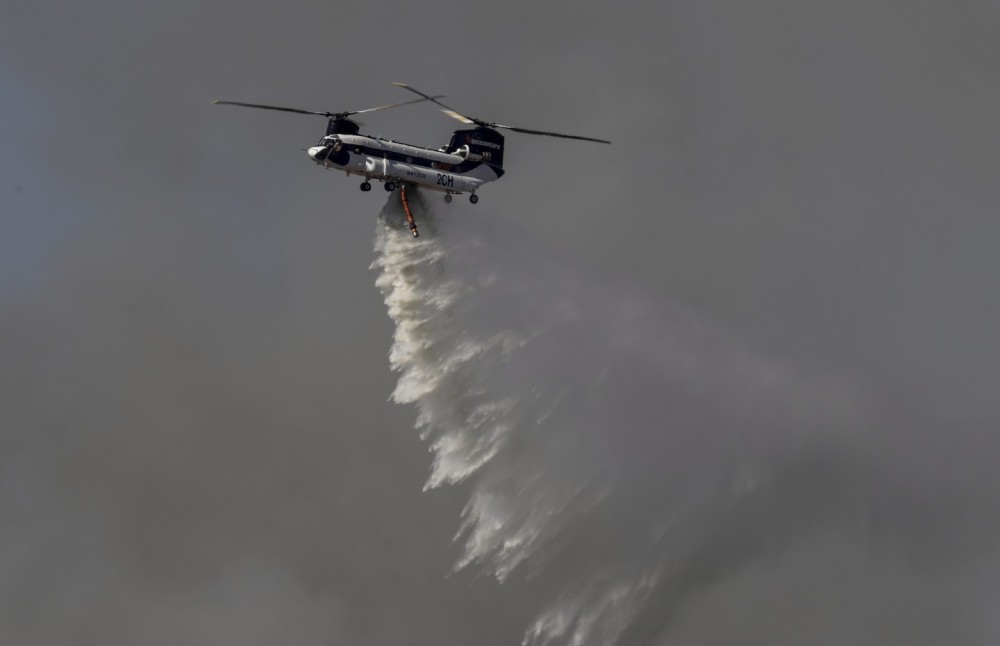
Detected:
[
  {"left": 347, "top": 96, "right": 446, "bottom": 116},
  {"left": 493, "top": 124, "right": 611, "bottom": 144},
  {"left": 212, "top": 95, "right": 443, "bottom": 119},
  {"left": 394, "top": 82, "right": 611, "bottom": 144},
  {"left": 393, "top": 83, "right": 468, "bottom": 120},
  {"left": 212, "top": 100, "right": 333, "bottom": 117},
  {"left": 442, "top": 109, "right": 475, "bottom": 125}
]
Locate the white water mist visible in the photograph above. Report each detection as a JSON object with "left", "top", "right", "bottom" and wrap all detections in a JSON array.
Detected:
[{"left": 371, "top": 190, "right": 993, "bottom": 646}]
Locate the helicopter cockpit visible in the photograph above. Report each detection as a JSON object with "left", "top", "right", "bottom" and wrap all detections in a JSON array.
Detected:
[
  {"left": 316, "top": 136, "right": 343, "bottom": 151},
  {"left": 307, "top": 136, "right": 350, "bottom": 165}
]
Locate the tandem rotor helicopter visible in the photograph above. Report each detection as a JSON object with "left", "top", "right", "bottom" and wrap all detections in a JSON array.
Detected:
[{"left": 213, "top": 83, "right": 610, "bottom": 236}]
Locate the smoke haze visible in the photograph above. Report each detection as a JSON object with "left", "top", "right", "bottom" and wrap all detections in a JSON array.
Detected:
[
  {"left": 373, "top": 192, "right": 1000, "bottom": 645},
  {"left": 3, "top": 0, "right": 1000, "bottom": 644}
]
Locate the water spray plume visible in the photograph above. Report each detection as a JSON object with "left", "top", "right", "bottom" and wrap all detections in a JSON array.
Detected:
[{"left": 371, "top": 190, "right": 994, "bottom": 645}]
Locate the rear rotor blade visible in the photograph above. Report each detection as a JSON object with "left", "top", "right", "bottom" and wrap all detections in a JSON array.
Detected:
[
  {"left": 496, "top": 124, "right": 611, "bottom": 144},
  {"left": 441, "top": 109, "right": 475, "bottom": 125},
  {"left": 394, "top": 82, "right": 476, "bottom": 124},
  {"left": 394, "top": 82, "right": 611, "bottom": 144},
  {"left": 349, "top": 95, "right": 446, "bottom": 116}
]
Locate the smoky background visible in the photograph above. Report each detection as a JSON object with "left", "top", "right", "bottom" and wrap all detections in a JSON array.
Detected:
[{"left": 2, "top": 1, "right": 1000, "bottom": 644}]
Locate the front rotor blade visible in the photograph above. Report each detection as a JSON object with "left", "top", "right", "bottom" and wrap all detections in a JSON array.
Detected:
[
  {"left": 212, "top": 100, "right": 332, "bottom": 117},
  {"left": 497, "top": 124, "right": 611, "bottom": 144},
  {"left": 214, "top": 96, "right": 444, "bottom": 119}
]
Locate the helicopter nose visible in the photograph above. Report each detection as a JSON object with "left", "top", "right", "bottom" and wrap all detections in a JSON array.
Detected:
[{"left": 307, "top": 146, "right": 330, "bottom": 162}]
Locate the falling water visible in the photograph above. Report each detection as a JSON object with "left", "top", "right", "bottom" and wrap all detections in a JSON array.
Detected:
[{"left": 371, "top": 190, "right": 992, "bottom": 646}]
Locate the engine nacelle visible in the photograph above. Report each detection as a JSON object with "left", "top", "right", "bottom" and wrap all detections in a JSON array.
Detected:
[{"left": 453, "top": 144, "right": 484, "bottom": 162}]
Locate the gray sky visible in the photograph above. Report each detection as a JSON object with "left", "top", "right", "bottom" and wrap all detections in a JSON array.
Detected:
[{"left": 2, "top": 1, "right": 1000, "bottom": 644}]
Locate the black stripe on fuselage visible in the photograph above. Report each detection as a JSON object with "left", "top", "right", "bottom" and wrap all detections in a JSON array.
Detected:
[{"left": 345, "top": 143, "right": 500, "bottom": 175}]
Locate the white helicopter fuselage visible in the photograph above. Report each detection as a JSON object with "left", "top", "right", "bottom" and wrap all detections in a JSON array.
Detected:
[
  {"left": 215, "top": 83, "right": 609, "bottom": 207},
  {"left": 307, "top": 133, "right": 500, "bottom": 197}
]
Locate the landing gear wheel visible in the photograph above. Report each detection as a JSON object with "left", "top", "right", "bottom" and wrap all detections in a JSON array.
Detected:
[
  {"left": 444, "top": 194, "right": 453, "bottom": 204},
  {"left": 384, "top": 181, "right": 396, "bottom": 192},
  {"left": 469, "top": 194, "right": 479, "bottom": 204},
  {"left": 360, "top": 181, "right": 372, "bottom": 192}
]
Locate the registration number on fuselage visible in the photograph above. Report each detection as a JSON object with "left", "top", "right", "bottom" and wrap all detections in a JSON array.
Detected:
[{"left": 436, "top": 173, "right": 454, "bottom": 188}]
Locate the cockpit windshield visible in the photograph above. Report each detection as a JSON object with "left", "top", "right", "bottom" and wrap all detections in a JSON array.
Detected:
[{"left": 317, "top": 136, "right": 342, "bottom": 151}]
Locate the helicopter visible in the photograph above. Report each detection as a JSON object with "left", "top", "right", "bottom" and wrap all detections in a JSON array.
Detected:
[{"left": 213, "top": 83, "right": 610, "bottom": 236}]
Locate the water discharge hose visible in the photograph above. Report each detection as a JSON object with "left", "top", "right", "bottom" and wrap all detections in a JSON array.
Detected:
[{"left": 399, "top": 185, "right": 419, "bottom": 237}]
